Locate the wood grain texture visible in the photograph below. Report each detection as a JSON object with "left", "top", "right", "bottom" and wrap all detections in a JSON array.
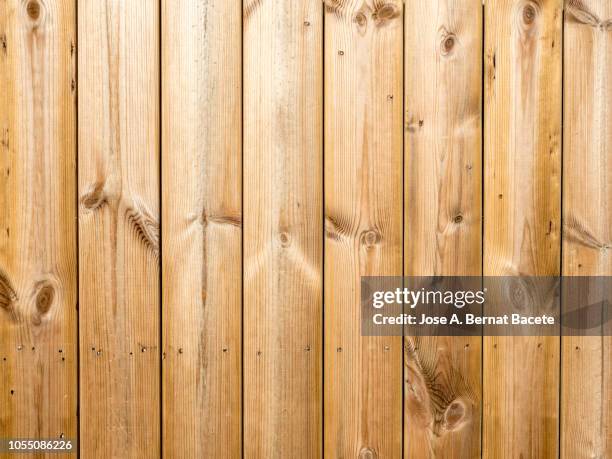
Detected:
[
  {"left": 324, "top": 0, "right": 403, "bottom": 457},
  {"left": 161, "top": 0, "right": 242, "bottom": 457},
  {"left": 243, "top": 0, "right": 323, "bottom": 457},
  {"left": 0, "top": 0, "right": 77, "bottom": 450},
  {"left": 78, "top": 1, "right": 160, "bottom": 457},
  {"left": 562, "top": 0, "right": 612, "bottom": 457},
  {"left": 404, "top": 0, "right": 482, "bottom": 457},
  {"left": 483, "top": 0, "right": 561, "bottom": 458}
]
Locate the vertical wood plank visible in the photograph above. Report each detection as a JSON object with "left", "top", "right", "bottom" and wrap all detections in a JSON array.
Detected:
[
  {"left": 78, "top": 1, "right": 160, "bottom": 456},
  {"left": 404, "top": 0, "right": 482, "bottom": 457},
  {"left": 243, "top": 0, "right": 323, "bottom": 456},
  {"left": 0, "top": 0, "right": 77, "bottom": 448},
  {"left": 324, "top": 0, "right": 403, "bottom": 457},
  {"left": 483, "top": 0, "right": 562, "bottom": 457},
  {"left": 161, "top": 0, "right": 242, "bottom": 457},
  {"left": 562, "top": 1, "right": 612, "bottom": 457}
]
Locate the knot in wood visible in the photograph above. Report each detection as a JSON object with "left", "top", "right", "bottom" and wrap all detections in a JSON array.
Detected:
[
  {"left": 26, "top": 1, "right": 41, "bottom": 20},
  {"left": 81, "top": 182, "right": 107, "bottom": 211},
  {"left": 361, "top": 229, "right": 380, "bottom": 248},
  {"left": 373, "top": 3, "right": 399, "bottom": 24},
  {"left": 444, "top": 399, "right": 468, "bottom": 431},
  {"left": 522, "top": 3, "right": 537, "bottom": 25},
  {"left": 441, "top": 34, "right": 457, "bottom": 56},
  {"left": 35, "top": 284, "right": 54, "bottom": 314},
  {"left": 354, "top": 12, "right": 367, "bottom": 27},
  {"left": 0, "top": 271, "right": 17, "bottom": 311},
  {"left": 359, "top": 447, "right": 378, "bottom": 459},
  {"left": 278, "top": 231, "right": 291, "bottom": 248}
]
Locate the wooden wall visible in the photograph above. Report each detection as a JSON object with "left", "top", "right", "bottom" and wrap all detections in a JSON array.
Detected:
[{"left": 0, "top": 0, "right": 610, "bottom": 458}]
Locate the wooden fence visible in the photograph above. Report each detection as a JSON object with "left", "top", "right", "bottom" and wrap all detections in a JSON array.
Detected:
[{"left": 0, "top": 0, "right": 610, "bottom": 457}]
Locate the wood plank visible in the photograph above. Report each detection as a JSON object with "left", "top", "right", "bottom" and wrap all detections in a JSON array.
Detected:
[
  {"left": 243, "top": 0, "right": 322, "bottom": 456},
  {"left": 404, "top": 0, "right": 482, "bottom": 457},
  {"left": 561, "top": 1, "right": 612, "bottom": 457},
  {"left": 161, "top": 0, "right": 241, "bottom": 457},
  {"left": 0, "top": 0, "right": 77, "bottom": 450},
  {"left": 483, "top": 0, "right": 562, "bottom": 457},
  {"left": 324, "top": 1, "right": 403, "bottom": 456},
  {"left": 78, "top": 1, "right": 160, "bottom": 456}
]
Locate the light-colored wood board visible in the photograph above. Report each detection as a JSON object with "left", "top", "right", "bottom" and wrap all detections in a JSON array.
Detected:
[
  {"left": 404, "top": 0, "right": 482, "bottom": 457},
  {"left": 324, "top": 0, "right": 403, "bottom": 457},
  {"left": 243, "top": 0, "right": 323, "bottom": 457},
  {"left": 483, "top": 0, "right": 562, "bottom": 458},
  {"left": 78, "top": 1, "right": 160, "bottom": 456},
  {"left": 562, "top": 1, "right": 612, "bottom": 457},
  {"left": 161, "top": 0, "right": 242, "bottom": 457},
  {"left": 0, "top": 0, "right": 77, "bottom": 452}
]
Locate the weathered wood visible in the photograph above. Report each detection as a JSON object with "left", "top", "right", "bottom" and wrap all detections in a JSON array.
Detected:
[
  {"left": 324, "top": 1, "right": 403, "bottom": 457},
  {"left": 483, "top": 0, "right": 562, "bottom": 457},
  {"left": 562, "top": 1, "right": 612, "bottom": 457},
  {"left": 0, "top": 0, "right": 77, "bottom": 450},
  {"left": 404, "top": 0, "right": 482, "bottom": 457},
  {"left": 243, "top": 0, "right": 323, "bottom": 456},
  {"left": 78, "top": 1, "right": 160, "bottom": 456},
  {"left": 161, "top": 0, "right": 242, "bottom": 457}
]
